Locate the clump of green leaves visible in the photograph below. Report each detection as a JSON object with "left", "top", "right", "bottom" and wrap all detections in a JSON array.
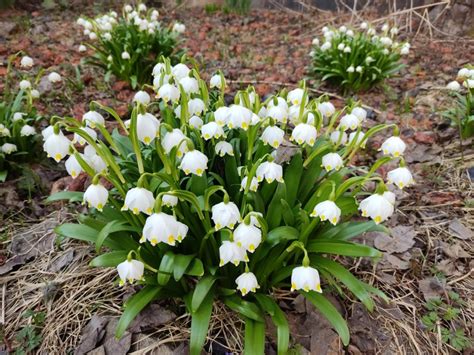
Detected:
[
  {"left": 0, "top": 53, "right": 46, "bottom": 182},
  {"left": 421, "top": 291, "right": 472, "bottom": 352},
  {"left": 14, "top": 309, "right": 45, "bottom": 355},
  {"left": 443, "top": 66, "right": 474, "bottom": 139},
  {"left": 77, "top": 4, "right": 185, "bottom": 89},
  {"left": 309, "top": 22, "right": 410, "bottom": 93}
]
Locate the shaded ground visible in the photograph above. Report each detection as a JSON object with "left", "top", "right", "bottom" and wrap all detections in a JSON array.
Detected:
[{"left": 0, "top": 3, "right": 473, "bottom": 354}]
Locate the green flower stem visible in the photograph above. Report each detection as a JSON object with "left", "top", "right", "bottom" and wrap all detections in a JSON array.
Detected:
[
  {"left": 299, "top": 218, "right": 319, "bottom": 245},
  {"left": 129, "top": 107, "right": 144, "bottom": 175}
]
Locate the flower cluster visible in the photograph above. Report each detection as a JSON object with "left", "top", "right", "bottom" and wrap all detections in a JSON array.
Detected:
[
  {"left": 444, "top": 66, "right": 474, "bottom": 138},
  {"left": 76, "top": 4, "right": 185, "bottom": 88},
  {"left": 50, "top": 60, "right": 412, "bottom": 352},
  {"left": 0, "top": 54, "right": 61, "bottom": 181},
  {"left": 309, "top": 22, "right": 410, "bottom": 92}
]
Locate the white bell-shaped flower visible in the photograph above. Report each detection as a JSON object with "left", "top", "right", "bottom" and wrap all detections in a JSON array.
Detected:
[
  {"left": 189, "top": 115, "right": 203, "bottom": 129},
  {"left": 351, "top": 107, "right": 367, "bottom": 122},
  {"left": 210, "top": 74, "right": 225, "bottom": 89},
  {"left": 268, "top": 96, "right": 288, "bottom": 110},
  {"left": 256, "top": 161, "right": 284, "bottom": 183},
  {"left": 179, "top": 76, "right": 199, "bottom": 94},
  {"left": 261, "top": 125, "right": 284, "bottom": 149},
  {"left": 348, "top": 131, "right": 366, "bottom": 148},
  {"left": 83, "top": 183, "right": 108, "bottom": 211},
  {"left": 89, "top": 154, "right": 107, "bottom": 173},
  {"left": 201, "top": 122, "right": 224, "bottom": 140},
  {"left": 48, "top": 72, "right": 62, "bottom": 83},
  {"left": 117, "top": 259, "right": 144, "bottom": 286},
  {"left": 214, "top": 106, "right": 230, "bottom": 126},
  {"left": 20, "top": 124, "right": 36, "bottom": 136},
  {"left": 291, "top": 266, "right": 322, "bottom": 293},
  {"left": 235, "top": 272, "right": 260, "bottom": 296},
  {"left": 162, "top": 128, "right": 188, "bottom": 158},
  {"left": 73, "top": 127, "right": 97, "bottom": 146},
  {"left": 382, "top": 191, "right": 396, "bottom": 205},
  {"left": 121, "top": 51, "right": 130, "bottom": 60},
  {"left": 267, "top": 105, "right": 288, "bottom": 124},
  {"left": 78, "top": 44, "right": 87, "bottom": 52},
  {"left": 457, "top": 68, "right": 470, "bottom": 79},
  {"left": 20, "top": 56, "right": 34, "bottom": 69},
  {"left": 215, "top": 141, "right": 234, "bottom": 157},
  {"left": 133, "top": 90, "right": 151, "bottom": 105},
  {"left": 162, "top": 194, "right": 178, "bottom": 207},
  {"left": 157, "top": 84, "right": 180, "bottom": 103},
  {"left": 359, "top": 193, "right": 394, "bottom": 224},
  {"left": 310, "top": 200, "right": 341, "bottom": 225},
  {"left": 234, "top": 223, "right": 262, "bottom": 252},
  {"left": 380, "top": 136, "right": 406, "bottom": 157},
  {"left": 171, "top": 63, "right": 190, "bottom": 80},
  {"left": 212, "top": 201, "right": 241, "bottom": 230},
  {"left": 291, "top": 123, "right": 317, "bottom": 146},
  {"left": 446, "top": 81, "right": 461, "bottom": 91},
  {"left": 339, "top": 114, "right": 360, "bottom": 131},
  {"left": 227, "top": 105, "right": 252, "bottom": 130},
  {"left": 122, "top": 187, "right": 155, "bottom": 215},
  {"left": 387, "top": 167, "right": 414, "bottom": 189},
  {"left": 330, "top": 130, "right": 348, "bottom": 146},
  {"left": 189, "top": 98, "right": 205, "bottom": 116},
  {"left": 219, "top": 241, "right": 248, "bottom": 266},
  {"left": 172, "top": 22, "right": 186, "bottom": 34},
  {"left": 44, "top": 132, "right": 71, "bottom": 162},
  {"left": 287, "top": 88, "right": 304, "bottom": 106},
  {"left": 321, "top": 152, "right": 343, "bottom": 172},
  {"left": 83, "top": 111, "right": 105, "bottom": 128},
  {"left": 19, "top": 80, "right": 31, "bottom": 90},
  {"left": 137, "top": 113, "right": 160, "bottom": 145},
  {"left": 65, "top": 155, "right": 83, "bottom": 178},
  {"left": 240, "top": 176, "right": 259, "bottom": 192},
  {"left": 1, "top": 143, "right": 17, "bottom": 154},
  {"left": 318, "top": 102, "right": 335, "bottom": 117},
  {"left": 142, "top": 212, "right": 188, "bottom": 246},
  {"left": 31, "top": 89, "right": 40, "bottom": 99},
  {"left": 180, "top": 150, "right": 208, "bottom": 176},
  {"left": 41, "top": 125, "right": 60, "bottom": 141}
]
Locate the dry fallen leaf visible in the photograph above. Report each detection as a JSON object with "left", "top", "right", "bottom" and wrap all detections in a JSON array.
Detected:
[
  {"left": 418, "top": 277, "right": 446, "bottom": 301},
  {"left": 374, "top": 225, "right": 416, "bottom": 254},
  {"left": 448, "top": 219, "right": 473, "bottom": 240}
]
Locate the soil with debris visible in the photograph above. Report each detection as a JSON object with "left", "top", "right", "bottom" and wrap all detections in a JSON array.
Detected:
[{"left": 0, "top": 3, "right": 473, "bottom": 355}]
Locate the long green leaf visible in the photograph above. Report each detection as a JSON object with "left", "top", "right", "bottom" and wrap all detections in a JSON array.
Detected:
[
  {"left": 173, "top": 254, "right": 195, "bottom": 281},
  {"left": 265, "top": 226, "right": 299, "bottom": 247},
  {"left": 90, "top": 251, "right": 128, "bottom": 267},
  {"left": 192, "top": 276, "right": 216, "bottom": 312},
  {"left": 244, "top": 318, "right": 266, "bottom": 355},
  {"left": 190, "top": 291, "right": 213, "bottom": 355},
  {"left": 312, "top": 257, "right": 375, "bottom": 311},
  {"left": 307, "top": 240, "right": 382, "bottom": 258},
  {"left": 115, "top": 286, "right": 162, "bottom": 338},
  {"left": 222, "top": 296, "right": 264, "bottom": 322},
  {"left": 302, "top": 291, "right": 350, "bottom": 346},
  {"left": 254, "top": 294, "right": 289, "bottom": 355},
  {"left": 158, "top": 252, "right": 175, "bottom": 286},
  {"left": 46, "top": 191, "right": 84, "bottom": 203}
]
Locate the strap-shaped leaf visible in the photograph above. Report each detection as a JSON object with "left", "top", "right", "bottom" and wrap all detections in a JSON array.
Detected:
[
  {"left": 312, "top": 256, "right": 375, "bottom": 311},
  {"left": 254, "top": 294, "right": 289, "bottom": 355},
  {"left": 265, "top": 226, "right": 299, "bottom": 247},
  {"left": 266, "top": 183, "right": 286, "bottom": 229},
  {"left": 46, "top": 191, "right": 84, "bottom": 203},
  {"left": 173, "top": 254, "right": 195, "bottom": 281},
  {"left": 318, "top": 220, "right": 388, "bottom": 240},
  {"left": 157, "top": 252, "right": 175, "bottom": 286},
  {"left": 192, "top": 276, "right": 216, "bottom": 312},
  {"left": 222, "top": 296, "right": 264, "bottom": 322},
  {"left": 115, "top": 286, "right": 162, "bottom": 338},
  {"left": 244, "top": 318, "right": 266, "bottom": 355},
  {"left": 95, "top": 220, "right": 130, "bottom": 253},
  {"left": 307, "top": 240, "right": 382, "bottom": 258},
  {"left": 90, "top": 251, "right": 128, "bottom": 267},
  {"left": 302, "top": 291, "right": 350, "bottom": 346},
  {"left": 190, "top": 291, "right": 213, "bottom": 355},
  {"left": 284, "top": 152, "right": 303, "bottom": 207}
]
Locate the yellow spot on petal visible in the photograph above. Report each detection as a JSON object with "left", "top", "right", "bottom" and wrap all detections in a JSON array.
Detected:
[
  {"left": 394, "top": 151, "right": 400, "bottom": 157},
  {"left": 168, "top": 235, "right": 175, "bottom": 245},
  {"left": 303, "top": 285, "right": 310, "bottom": 292},
  {"left": 316, "top": 284, "right": 322, "bottom": 292},
  {"left": 248, "top": 244, "right": 255, "bottom": 252},
  {"left": 242, "top": 122, "right": 248, "bottom": 129},
  {"left": 146, "top": 207, "right": 152, "bottom": 214},
  {"left": 374, "top": 215, "right": 382, "bottom": 224},
  {"left": 151, "top": 238, "right": 158, "bottom": 245},
  {"left": 241, "top": 288, "right": 247, "bottom": 295},
  {"left": 331, "top": 217, "right": 337, "bottom": 224},
  {"left": 236, "top": 241, "right": 242, "bottom": 247},
  {"left": 219, "top": 259, "right": 224, "bottom": 266},
  {"left": 184, "top": 169, "right": 190, "bottom": 174},
  {"left": 196, "top": 168, "right": 203, "bottom": 175},
  {"left": 228, "top": 123, "right": 234, "bottom": 128},
  {"left": 97, "top": 203, "right": 103, "bottom": 211},
  {"left": 132, "top": 207, "right": 139, "bottom": 214},
  {"left": 71, "top": 170, "right": 77, "bottom": 178},
  {"left": 320, "top": 214, "right": 326, "bottom": 221},
  {"left": 204, "top": 134, "right": 210, "bottom": 139},
  {"left": 291, "top": 282, "right": 297, "bottom": 291},
  {"left": 54, "top": 153, "right": 62, "bottom": 161}
]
